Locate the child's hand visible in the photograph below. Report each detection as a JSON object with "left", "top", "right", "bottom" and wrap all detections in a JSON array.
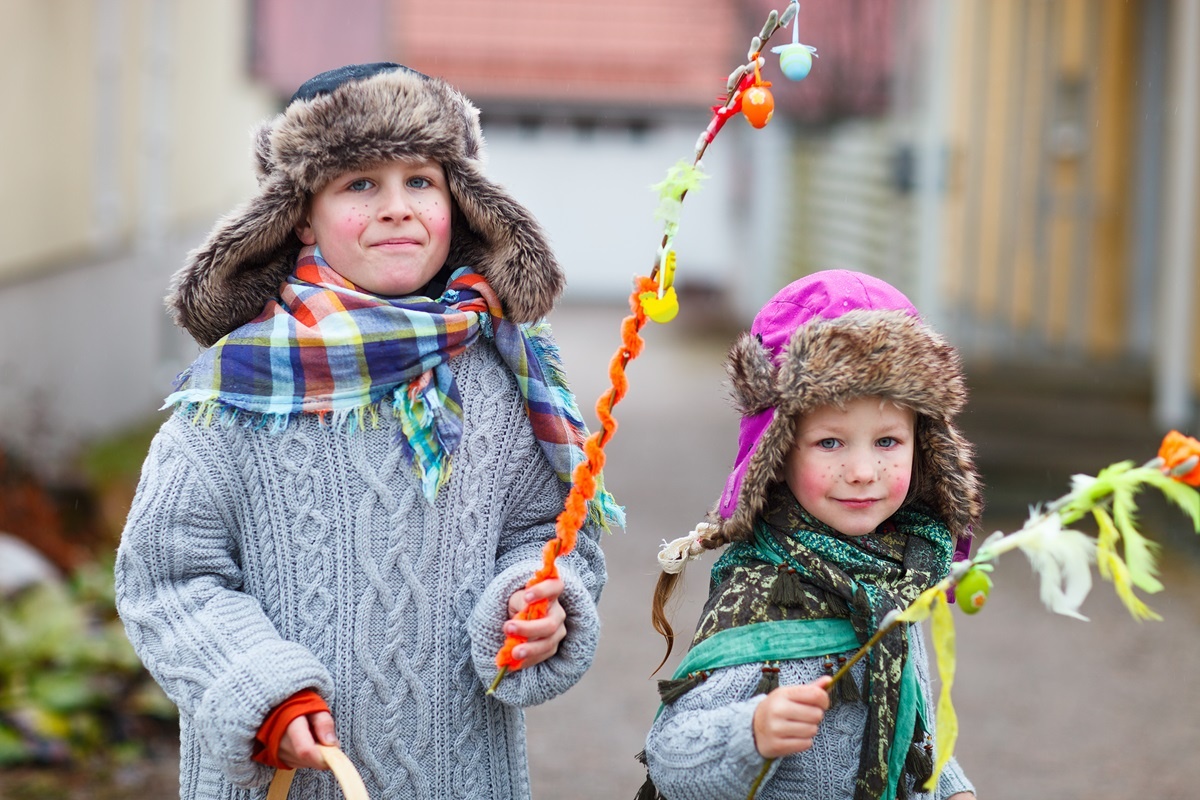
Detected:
[
  {"left": 277, "top": 711, "right": 338, "bottom": 770},
  {"left": 751, "top": 675, "right": 832, "bottom": 759},
  {"left": 504, "top": 578, "right": 567, "bottom": 668}
]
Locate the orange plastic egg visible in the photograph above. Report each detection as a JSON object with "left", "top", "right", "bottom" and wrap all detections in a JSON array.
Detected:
[{"left": 741, "top": 86, "right": 775, "bottom": 129}]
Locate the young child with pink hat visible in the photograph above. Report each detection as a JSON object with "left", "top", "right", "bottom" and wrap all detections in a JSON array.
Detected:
[{"left": 642, "top": 270, "right": 981, "bottom": 800}]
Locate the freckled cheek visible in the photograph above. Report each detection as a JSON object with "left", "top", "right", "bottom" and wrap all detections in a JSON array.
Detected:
[
  {"left": 333, "top": 209, "right": 370, "bottom": 237},
  {"left": 886, "top": 469, "right": 913, "bottom": 503},
  {"left": 426, "top": 206, "right": 452, "bottom": 240},
  {"left": 795, "top": 463, "right": 833, "bottom": 501}
]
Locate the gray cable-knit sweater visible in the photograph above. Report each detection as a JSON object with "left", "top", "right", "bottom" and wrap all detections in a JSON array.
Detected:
[
  {"left": 115, "top": 342, "right": 607, "bottom": 800},
  {"left": 644, "top": 624, "right": 974, "bottom": 800}
]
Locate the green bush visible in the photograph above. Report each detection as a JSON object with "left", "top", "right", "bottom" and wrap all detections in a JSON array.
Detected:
[{"left": 0, "top": 560, "right": 175, "bottom": 766}]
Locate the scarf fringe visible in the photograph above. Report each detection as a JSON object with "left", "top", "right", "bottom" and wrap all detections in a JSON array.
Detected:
[
  {"left": 525, "top": 321, "right": 569, "bottom": 386},
  {"left": 172, "top": 397, "right": 392, "bottom": 435},
  {"left": 588, "top": 487, "right": 626, "bottom": 531}
]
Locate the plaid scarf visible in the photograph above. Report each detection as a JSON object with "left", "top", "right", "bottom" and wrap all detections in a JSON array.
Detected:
[
  {"left": 166, "top": 247, "right": 622, "bottom": 527},
  {"left": 695, "top": 484, "right": 953, "bottom": 800}
]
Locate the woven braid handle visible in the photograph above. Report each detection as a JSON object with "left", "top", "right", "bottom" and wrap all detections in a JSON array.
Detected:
[{"left": 266, "top": 745, "right": 369, "bottom": 800}]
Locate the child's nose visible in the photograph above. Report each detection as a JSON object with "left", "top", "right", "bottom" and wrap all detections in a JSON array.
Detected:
[
  {"left": 377, "top": 184, "right": 414, "bottom": 220},
  {"left": 845, "top": 452, "right": 878, "bottom": 483}
]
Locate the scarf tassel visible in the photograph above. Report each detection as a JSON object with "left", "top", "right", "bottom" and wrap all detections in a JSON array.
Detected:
[
  {"left": 821, "top": 653, "right": 863, "bottom": 708},
  {"left": 633, "top": 751, "right": 667, "bottom": 800},
  {"left": 753, "top": 662, "right": 781, "bottom": 696},
  {"left": 834, "top": 654, "right": 862, "bottom": 704},
  {"left": 657, "top": 670, "right": 711, "bottom": 705},
  {"left": 767, "top": 564, "right": 807, "bottom": 607},
  {"left": 905, "top": 732, "right": 935, "bottom": 789}
]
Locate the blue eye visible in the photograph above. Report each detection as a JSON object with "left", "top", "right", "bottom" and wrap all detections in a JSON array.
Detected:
[
  {"left": 877, "top": 437, "right": 898, "bottom": 448},
  {"left": 407, "top": 175, "right": 433, "bottom": 189},
  {"left": 348, "top": 178, "right": 373, "bottom": 192},
  {"left": 817, "top": 438, "right": 840, "bottom": 450}
]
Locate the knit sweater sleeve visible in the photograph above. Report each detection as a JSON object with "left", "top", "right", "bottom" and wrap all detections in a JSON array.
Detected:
[
  {"left": 114, "top": 417, "right": 333, "bottom": 788},
  {"left": 644, "top": 663, "right": 776, "bottom": 800},
  {"left": 465, "top": 409, "right": 608, "bottom": 707}
]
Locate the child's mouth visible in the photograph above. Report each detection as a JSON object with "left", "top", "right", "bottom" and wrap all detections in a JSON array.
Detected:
[{"left": 837, "top": 498, "right": 877, "bottom": 509}]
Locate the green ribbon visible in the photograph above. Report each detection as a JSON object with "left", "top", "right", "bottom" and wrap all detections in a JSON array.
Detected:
[{"left": 664, "top": 617, "right": 925, "bottom": 800}]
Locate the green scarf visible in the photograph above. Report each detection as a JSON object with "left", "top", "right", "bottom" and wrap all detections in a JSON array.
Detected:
[{"left": 691, "top": 483, "right": 953, "bottom": 800}]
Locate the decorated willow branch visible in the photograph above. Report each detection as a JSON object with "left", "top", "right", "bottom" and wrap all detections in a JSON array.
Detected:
[
  {"left": 748, "top": 432, "right": 1200, "bottom": 799},
  {"left": 488, "top": 1, "right": 818, "bottom": 692}
]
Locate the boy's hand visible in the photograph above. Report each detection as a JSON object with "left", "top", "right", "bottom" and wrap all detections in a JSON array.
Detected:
[
  {"left": 752, "top": 676, "right": 832, "bottom": 759},
  {"left": 504, "top": 578, "right": 567, "bottom": 668},
  {"left": 278, "top": 711, "right": 338, "bottom": 770}
]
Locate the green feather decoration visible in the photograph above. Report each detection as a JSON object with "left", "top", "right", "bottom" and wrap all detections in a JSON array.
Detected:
[{"left": 652, "top": 160, "right": 709, "bottom": 237}]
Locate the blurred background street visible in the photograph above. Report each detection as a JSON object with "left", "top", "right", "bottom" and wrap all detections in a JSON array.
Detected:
[{"left": 4, "top": 0, "right": 1200, "bottom": 797}]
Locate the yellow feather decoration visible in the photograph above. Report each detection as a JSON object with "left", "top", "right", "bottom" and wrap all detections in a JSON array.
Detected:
[{"left": 1093, "top": 506, "right": 1163, "bottom": 621}]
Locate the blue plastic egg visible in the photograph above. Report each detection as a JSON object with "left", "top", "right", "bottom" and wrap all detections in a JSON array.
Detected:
[{"left": 774, "top": 44, "right": 813, "bottom": 81}]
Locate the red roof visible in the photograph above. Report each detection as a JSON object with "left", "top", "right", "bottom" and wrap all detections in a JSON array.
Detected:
[
  {"left": 395, "top": 0, "right": 740, "bottom": 109},
  {"left": 253, "top": 0, "right": 895, "bottom": 120}
]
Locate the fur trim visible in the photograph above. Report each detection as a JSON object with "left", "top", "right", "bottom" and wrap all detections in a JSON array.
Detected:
[
  {"left": 168, "top": 66, "right": 563, "bottom": 347},
  {"left": 717, "top": 309, "right": 983, "bottom": 543},
  {"left": 726, "top": 333, "right": 779, "bottom": 415}
]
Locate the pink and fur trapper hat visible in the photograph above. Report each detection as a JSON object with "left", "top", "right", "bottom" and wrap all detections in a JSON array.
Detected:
[{"left": 712, "top": 269, "right": 982, "bottom": 545}]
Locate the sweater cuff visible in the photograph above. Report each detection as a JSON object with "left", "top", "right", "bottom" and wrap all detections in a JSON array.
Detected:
[
  {"left": 468, "top": 560, "right": 600, "bottom": 707},
  {"left": 934, "top": 756, "right": 975, "bottom": 799},
  {"left": 251, "top": 690, "right": 330, "bottom": 770},
  {"left": 194, "top": 641, "right": 333, "bottom": 787}
]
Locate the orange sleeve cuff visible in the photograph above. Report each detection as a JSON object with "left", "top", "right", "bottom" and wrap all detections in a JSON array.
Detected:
[{"left": 251, "top": 689, "right": 331, "bottom": 770}]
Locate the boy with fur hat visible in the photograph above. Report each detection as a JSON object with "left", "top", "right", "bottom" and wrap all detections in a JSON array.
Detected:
[
  {"left": 641, "top": 270, "right": 980, "bottom": 800},
  {"left": 115, "top": 63, "right": 619, "bottom": 800}
]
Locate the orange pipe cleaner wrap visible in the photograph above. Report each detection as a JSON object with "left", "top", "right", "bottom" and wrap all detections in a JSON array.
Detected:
[{"left": 491, "top": 277, "right": 656, "bottom": 682}]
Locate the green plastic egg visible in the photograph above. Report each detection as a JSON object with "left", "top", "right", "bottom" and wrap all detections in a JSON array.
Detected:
[{"left": 957, "top": 568, "right": 993, "bottom": 615}]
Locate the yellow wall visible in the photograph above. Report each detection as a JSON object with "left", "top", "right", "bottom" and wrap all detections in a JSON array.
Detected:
[
  {"left": 944, "top": 0, "right": 1137, "bottom": 359},
  {"left": 0, "top": 0, "right": 275, "bottom": 282},
  {"left": 1086, "top": 0, "right": 1135, "bottom": 358}
]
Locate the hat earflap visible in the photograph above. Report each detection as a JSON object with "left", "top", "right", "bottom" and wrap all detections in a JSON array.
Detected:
[
  {"left": 445, "top": 164, "right": 563, "bottom": 323},
  {"left": 720, "top": 410, "right": 798, "bottom": 543},
  {"left": 168, "top": 177, "right": 306, "bottom": 347},
  {"left": 726, "top": 332, "right": 779, "bottom": 415},
  {"left": 914, "top": 417, "right": 984, "bottom": 540}
]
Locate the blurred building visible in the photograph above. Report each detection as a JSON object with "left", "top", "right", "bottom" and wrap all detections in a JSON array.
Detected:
[
  {"left": 0, "top": 0, "right": 1197, "bottom": 477},
  {"left": 0, "top": 0, "right": 279, "bottom": 473}
]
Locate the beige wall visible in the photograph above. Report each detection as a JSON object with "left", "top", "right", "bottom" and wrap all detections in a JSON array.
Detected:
[
  {"left": 0, "top": 0, "right": 276, "bottom": 283},
  {"left": 0, "top": 2, "right": 97, "bottom": 275}
]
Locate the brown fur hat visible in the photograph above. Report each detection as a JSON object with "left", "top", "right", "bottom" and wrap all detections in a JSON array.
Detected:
[
  {"left": 711, "top": 270, "right": 982, "bottom": 545},
  {"left": 167, "top": 63, "right": 564, "bottom": 347}
]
